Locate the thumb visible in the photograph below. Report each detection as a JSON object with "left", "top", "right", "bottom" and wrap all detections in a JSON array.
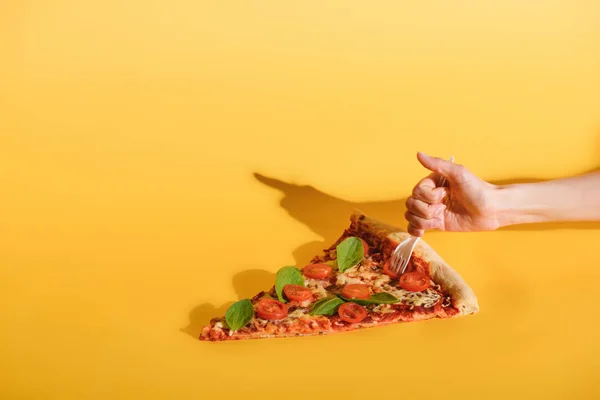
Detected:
[{"left": 416, "top": 152, "right": 461, "bottom": 180}]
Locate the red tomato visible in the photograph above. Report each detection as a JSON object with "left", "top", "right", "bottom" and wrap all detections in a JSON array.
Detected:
[
  {"left": 382, "top": 259, "right": 400, "bottom": 279},
  {"left": 338, "top": 302, "right": 367, "bottom": 323},
  {"left": 359, "top": 238, "right": 369, "bottom": 255},
  {"left": 283, "top": 284, "right": 313, "bottom": 302},
  {"left": 256, "top": 299, "right": 289, "bottom": 320},
  {"left": 303, "top": 263, "right": 332, "bottom": 279},
  {"left": 398, "top": 271, "right": 430, "bottom": 292},
  {"left": 341, "top": 284, "right": 371, "bottom": 299}
]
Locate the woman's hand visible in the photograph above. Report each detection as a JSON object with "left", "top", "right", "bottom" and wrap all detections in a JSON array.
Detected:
[{"left": 405, "top": 153, "right": 500, "bottom": 236}]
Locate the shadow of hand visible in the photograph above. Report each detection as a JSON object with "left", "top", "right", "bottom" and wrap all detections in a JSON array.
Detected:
[
  {"left": 254, "top": 173, "right": 409, "bottom": 266},
  {"left": 254, "top": 171, "right": 600, "bottom": 261}
]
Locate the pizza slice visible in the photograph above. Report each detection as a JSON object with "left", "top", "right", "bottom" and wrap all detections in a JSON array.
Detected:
[{"left": 200, "top": 210, "right": 479, "bottom": 341}]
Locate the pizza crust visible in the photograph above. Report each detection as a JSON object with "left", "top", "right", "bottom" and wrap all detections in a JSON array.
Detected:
[{"left": 350, "top": 210, "right": 479, "bottom": 316}]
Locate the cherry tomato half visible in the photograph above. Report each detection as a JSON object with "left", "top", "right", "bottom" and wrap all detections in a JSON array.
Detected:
[
  {"left": 303, "top": 263, "right": 332, "bottom": 279},
  {"left": 338, "top": 302, "right": 367, "bottom": 324},
  {"left": 341, "top": 284, "right": 371, "bottom": 299},
  {"left": 398, "top": 271, "right": 430, "bottom": 292},
  {"left": 382, "top": 259, "right": 400, "bottom": 279},
  {"left": 359, "top": 238, "right": 369, "bottom": 255},
  {"left": 283, "top": 284, "right": 313, "bottom": 302},
  {"left": 256, "top": 299, "right": 289, "bottom": 320}
]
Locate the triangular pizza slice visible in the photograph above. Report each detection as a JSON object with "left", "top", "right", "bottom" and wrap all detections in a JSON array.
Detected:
[{"left": 200, "top": 211, "right": 479, "bottom": 341}]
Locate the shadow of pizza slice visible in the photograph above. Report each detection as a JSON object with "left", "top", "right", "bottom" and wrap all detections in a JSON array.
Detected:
[{"left": 200, "top": 210, "right": 479, "bottom": 341}]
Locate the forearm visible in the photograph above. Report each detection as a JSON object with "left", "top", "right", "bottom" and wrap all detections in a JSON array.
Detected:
[{"left": 492, "top": 171, "right": 600, "bottom": 227}]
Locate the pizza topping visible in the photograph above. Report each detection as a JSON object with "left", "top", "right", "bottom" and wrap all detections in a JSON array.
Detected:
[
  {"left": 336, "top": 237, "right": 365, "bottom": 272},
  {"left": 344, "top": 292, "right": 399, "bottom": 305},
  {"left": 382, "top": 285, "right": 442, "bottom": 308},
  {"left": 372, "top": 304, "right": 396, "bottom": 314},
  {"left": 253, "top": 317, "right": 269, "bottom": 326},
  {"left": 287, "top": 308, "right": 309, "bottom": 319},
  {"left": 213, "top": 321, "right": 225, "bottom": 329},
  {"left": 298, "top": 299, "right": 314, "bottom": 307},
  {"left": 382, "top": 259, "right": 400, "bottom": 279},
  {"left": 224, "top": 299, "right": 254, "bottom": 331},
  {"left": 275, "top": 266, "right": 305, "bottom": 302},
  {"left": 409, "top": 257, "right": 430, "bottom": 274},
  {"left": 409, "top": 289, "right": 441, "bottom": 308},
  {"left": 399, "top": 272, "right": 430, "bottom": 292},
  {"left": 303, "top": 263, "right": 333, "bottom": 279},
  {"left": 279, "top": 308, "right": 312, "bottom": 325},
  {"left": 338, "top": 302, "right": 367, "bottom": 323},
  {"left": 336, "top": 271, "right": 366, "bottom": 286},
  {"left": 341, "top": 284, "right": 371, "bottom": 299},
  {"left": 373, "top": 274, "right": 392, "bottom": 288},
  {"left": 310, "top": 296, "right": 345, "bottom": 316},
  {"left": 256, "top": 299, "right": 289, "bottom": 320},
  {"left": 442, "top": 296, "right": 452, "bottom": 308},
  {"left": 359, "top": 238, "right": 369, "bottom": 255},
  {"left": 283, "top": 284, "right": 313, "bottom": 302},
  {"left": 336, "top": 265, "right": 384, "bottom": 286},
  {"left": 304, "top": 279, "right": 330, "bottom": 300}
]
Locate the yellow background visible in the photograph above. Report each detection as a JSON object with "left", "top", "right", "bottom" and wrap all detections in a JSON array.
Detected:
[{"left": 2, "top": 1, "right": 600, "bottom": 399}]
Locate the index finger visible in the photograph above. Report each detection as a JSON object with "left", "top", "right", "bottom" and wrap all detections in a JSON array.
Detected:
[{"left": 411, "top": 175, "right": 448, "bottom": 203}]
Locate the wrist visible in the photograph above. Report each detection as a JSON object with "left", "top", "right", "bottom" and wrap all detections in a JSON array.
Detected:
[{"left": 488, "top": 183, "right": 551, "bottom": 228}]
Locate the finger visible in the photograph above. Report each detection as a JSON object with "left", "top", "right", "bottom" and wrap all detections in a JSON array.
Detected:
[
  {"left": 405, "top": 196, "right": 446, "bottom": 219},
  {"left": 404, "top": 211, "right": 443, "bottom": 231},
  {"left": 416, "top": 152, "right": 466, "bottom": 182},
  {"left": 412, "top": 181, "right": 449, "bottom": 203},
  {"left": 407, "top": 224, "right": 425, "bottom": 237}
]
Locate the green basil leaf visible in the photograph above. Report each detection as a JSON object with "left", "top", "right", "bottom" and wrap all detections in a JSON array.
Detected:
[
  {"left": 336, "top": 237, "right": 364, "bottom": 272},
  {"left": 341, "top": 292, "right": 399, "bottom": 305},
  {"left": 310, "top": 296, "right": 345, "bottom": 316},
  {"left": 275, "top": 265, "right": 304, "bottom": 302},
  {"left": 225, "top": 299, "right": 254, "bottom": 331}
]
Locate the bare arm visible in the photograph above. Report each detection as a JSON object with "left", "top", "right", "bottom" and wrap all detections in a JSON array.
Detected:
[
  {"left": 492, "top": 171, "right": 600, "bottom": 227},
  {"left": 405, "top": 153, "right": 600, "bottom": 236}
]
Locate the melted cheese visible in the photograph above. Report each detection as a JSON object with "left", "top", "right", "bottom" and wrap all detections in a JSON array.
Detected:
[
  {"left": 373, "top": 304, "right": 395, "bottom": 314},
  {"left": 336, "top": 274, "right": 364, "bottom": 286},
  {"left": 382, "top": 285, "right": 441, "bottom": 308},
  {"left": 299, "top": 299, "right": 313, "bottom": 308},
  {"left": 287, "top": 308, "right": 308, "bottom": 319},
  {"left": 252, "top": 308, "right": 313, "bottom": 327},
  {"left": 281, "top": 308, "right": 311, "bottom": 325},
  {"left": 305, "top": 278, "right": 330, "bottom": 299},
  {"left": 373, "top": 274, "right": 391, "bottom": 288},
  {"left": 336, "top": 265, "right": 387, "bottom": 286}
]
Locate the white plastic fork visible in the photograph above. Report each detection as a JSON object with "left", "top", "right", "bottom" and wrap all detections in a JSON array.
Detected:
[{"left": 389, "top": 156, "right": 455, "bottom": 275}]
